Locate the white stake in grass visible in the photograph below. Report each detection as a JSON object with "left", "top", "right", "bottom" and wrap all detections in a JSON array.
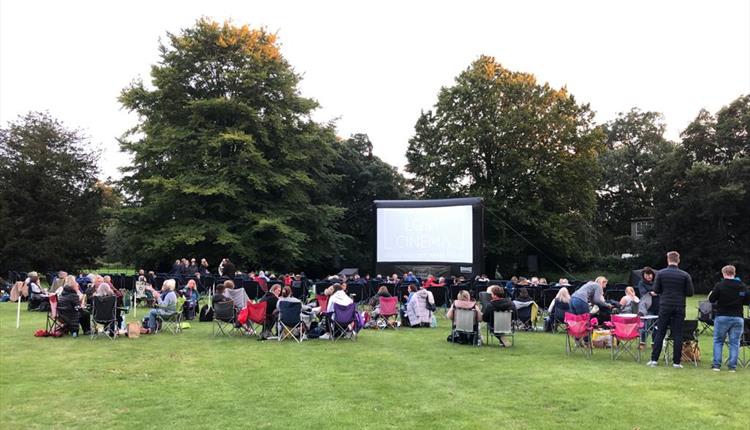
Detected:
[{"left": 16, "top": 296, "right": 21, "bottom": 328}]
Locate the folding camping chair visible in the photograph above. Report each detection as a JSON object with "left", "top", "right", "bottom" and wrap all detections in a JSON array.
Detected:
[
  {"left": 664, "top": 320, "right": 700, "bottom": 367},
  {"left": 90, "top": 296, "right": 118, "bottom": 340},
  {"left": 564, "top": 312, "right": 594, "bottom": 357},
  {"left": 697, "top": 301, "right": 715, "bottom": 335},
  {"left": 156, "top": 310, "right": 182, "bottom": 335},
  {"left": 606, "top": 314, "right": 643, "bottom": 362},
  {"left": 278, "top": 301, "right": 304, "bottom": 342},
  {"left": 212, "top": 301, "right": 241, "bottom": 336},
  {"left": 45, "top": 294, "right": 66, "bottom": 334},
  {"left": 226, "top": 288, "right": 249, "bottom": 311},
  {"left": 239, "top": 301, "right": 267, "bottom": 337},
  {"left": 375, "top": 296, "right": 399, "bottom": 330},
  {"left": 450, "top": 307, "right": 480, "bottom": 346},
  {"left": 514, "top": 301, "right": 538, "bottom": 331},
  {"left": 331, "top": 302, "right": 357, "bottom": 341},
  {"left": 487, "top": 310, "right": 514, "bottom": 347},
  {"left": 739, "top": 319, "right": 750, "bottom": 368}
]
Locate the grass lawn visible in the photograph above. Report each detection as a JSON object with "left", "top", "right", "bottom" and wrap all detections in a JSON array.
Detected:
[{"left": 0, "top": 296, "right": 747, "bottom": 430}]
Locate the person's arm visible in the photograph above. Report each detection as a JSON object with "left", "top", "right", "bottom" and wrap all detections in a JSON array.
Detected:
[
  {"left": 548, "top": 300, "right": 556, "bottom": 314},
  {"left": 685, "top": 274, "right": 694, "bottom": 297},
  {"left": 446, "top": 305, "right": 454, "bottom": 320},
  {"left": 708, "top": 284, "right": 719, "bottom": 303},
  {"left": 593, "top": 286, "right": 609, "bottom": 307}
]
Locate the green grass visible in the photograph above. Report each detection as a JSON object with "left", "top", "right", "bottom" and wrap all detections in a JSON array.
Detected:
[{"left": 0, "top": 297, "right": 747, "bottom": 430}]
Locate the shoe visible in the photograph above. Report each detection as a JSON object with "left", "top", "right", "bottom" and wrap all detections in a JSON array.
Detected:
[
  {"left": 673, "top": 364, "right": 683, "bottom": 369},
  {"left": 320, "top": 333, "right": 331, "bottom": 340},
  {"left": 728, "top": 368, "right": 736, "bottom": 373},
  {"left": 72, "top": 332, "right": 78, "bottom": 338},
  {"left": 712, "top": 366, "right": 721, "bottom": 372},
  {"left": 646, "top": 361, "right": 658, "bottom": 367}
]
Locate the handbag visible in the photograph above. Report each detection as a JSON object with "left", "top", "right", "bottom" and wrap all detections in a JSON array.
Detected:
[{"left": 425, "top": 297, "right": 436, "bottom": 312}]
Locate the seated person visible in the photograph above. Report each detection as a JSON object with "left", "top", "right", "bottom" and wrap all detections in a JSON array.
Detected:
[
  {"left": 144, "top": 279, "right": 177, "bottom": 333},
  {"left": 182, "top": 279, "right": 200, "bottom": 320},
  {"left": 545, "top": 287, "right": 571, "bottom": 331},
  {"left": 277, "top": 286, "right": 312, "bottom": 329},
  {"left": 368, "top": 286, "right": 392, "bottom": 321},
  {"left": 259, "top": 284, "right": 282, "bottom": 336},
  {"left": 57, "top": 277, "right": 82, "bottom": 336},
  {"left": 326, "top": 283, "right": 354, "bottom": 316},
  {"left": 212, "top": 281, "right": 232, "bottom": 305},
  {"left": 26, "top": 272, "right": 49, "bottom": 311},
  {"left": 619, "top": 286, "right": 640, "bottom": 314},
  {"left": 405, "top": 286, "right": 435, "bottom": 328},
  {"left": 482, "top": 285, "right": 515, "bottom": 345},
  {"left": 512, "top": 287, "right": 535, "bottom": 329},
  {"left": 446, "top": 290, "right": 482, "bottom": 325}
]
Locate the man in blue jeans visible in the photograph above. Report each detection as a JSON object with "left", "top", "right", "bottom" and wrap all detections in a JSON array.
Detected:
[
  {"left": 647, "top": 251, "right": 694, "bottom": 368},
  {"left": 709, "top": 265, "right": 749, "bottom": 372}
]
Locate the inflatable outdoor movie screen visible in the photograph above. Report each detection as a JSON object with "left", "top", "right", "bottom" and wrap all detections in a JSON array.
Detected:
[{"left": 373, "top": 198, "right": 484, "bottom": 278}]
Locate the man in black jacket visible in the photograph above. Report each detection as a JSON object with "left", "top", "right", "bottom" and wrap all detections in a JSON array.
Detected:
[
  {"left": 647, "top": 251, "right": 695, "bottom": 368},
  {"left": 709, "top": 265, "right": 749, "bottom": 371}
]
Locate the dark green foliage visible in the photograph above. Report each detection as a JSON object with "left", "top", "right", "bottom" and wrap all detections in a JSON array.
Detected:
[
  {"left": 597, "top": 109, "right": 674, "bottom": 254},
  {"left": 648, "top": 95, "right": 750, "bottom": 291},
  {"left": 118, "top": 19, "right": 345, "bottom": 272},
  {"left": 406, "top": 56, "right": 605, "bottom": 273},
  {"left": 0, "top": 112, "right": 104, "bottom": 272},
  {"left": 331, "top": 134, "right": 407, "bottom": 273}
]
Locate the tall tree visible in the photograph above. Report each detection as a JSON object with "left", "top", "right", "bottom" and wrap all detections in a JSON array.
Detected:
[
  {"left": 0, "top": 112, "right": 104, "bottom": 272},
  {"left": 597, "top": 108, "right": 674, "bottom": 254},
  {"left": 406, "top": 56, "right": 604, "bottom": 272},
  {"left": 118, "top": 19, "right": 344, "bottom": 272},
  {"left": 650, "top": 95, "right": 750, "bottom": 291},
  {"left": 331, "top": 133, "right": 407, "bottom": 271}
]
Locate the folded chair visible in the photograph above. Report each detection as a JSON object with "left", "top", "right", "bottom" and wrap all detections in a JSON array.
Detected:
[
  {"left": 45, "top": 294, "right": 66, "bottom": 334},
  {"left": 331, "top": 302, "right": 357, "bottom": 341},
  {"left": 606, "top": 314, "right": 643, "bottom": 362},
  {"left": 664, "top": 320, "right": 700, "bottom": 367},
  {"left": 697, "top": 301, "right": 715, "bottom": 335},
  {"left": 564, "top": 312, "right": 593, "bottom": 357},
  {"left": 91, "top": 296, "right": 118, "bottom": 340},
  {"left": 278, "top": 301, "right": 304, "bottom": 342},
  {"left": 213, "top": 301, "right": 241, "bottom": 336},
  {"left": 487, "top": 310, "right": 514, "bottom": 347},
  {"left": 450, "top": 307, "right": 480, "bottom": 346},
  {"left": 739, "top": 320, "right": 750, "bottom": 368},
  {"left": 376, "top": 296, "right": 399, "bottom": 330}
]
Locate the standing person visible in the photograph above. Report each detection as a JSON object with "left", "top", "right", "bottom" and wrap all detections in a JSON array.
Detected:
[
  {"left": 223, "top": 259, "right": 236, "bottom": 279},
  {"left": 709, "top": 265, "right": 748, "bottom": 372},
  {"left": 570, "top": 277, "right": 612, "bottom": 315},
  {"left": 647, "top": 251, "right": 695, "bottom": 368}
]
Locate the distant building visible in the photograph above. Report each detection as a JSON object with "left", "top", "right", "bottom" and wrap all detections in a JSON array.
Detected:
[{"left": 630, "top": 217, "right": 654, "bottom": 240}]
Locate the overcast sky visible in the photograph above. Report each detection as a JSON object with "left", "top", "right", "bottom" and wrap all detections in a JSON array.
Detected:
[{"left": 2, "top": 0, "right": 749, "bottom": 179}]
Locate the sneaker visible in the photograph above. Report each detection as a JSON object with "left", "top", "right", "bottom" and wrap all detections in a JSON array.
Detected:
[
  {"left": 646, "top": 361, "right": 658, "bottom": 367},
  {"left": 673, "top": 364, "right": 683, "bottom": 369},
  {"left": 72, "top": 332, "right": 78, "bottom": 338},
  {"left": 712, "top": 366, "right": 721, "bottom": 372},
  {"left": 728, "top": 368, "right": 736, "bottom": 373},
  {"left": 320, "top": 333, "right": 331, "bottom": 340}
]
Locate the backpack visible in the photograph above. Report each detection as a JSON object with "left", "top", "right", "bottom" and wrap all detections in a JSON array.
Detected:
[{"left": 199, "top": 304, "right": 214, "bottom": 322}]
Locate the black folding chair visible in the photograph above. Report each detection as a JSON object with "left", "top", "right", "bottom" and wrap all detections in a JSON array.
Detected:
[
  {"left": 278, "top": 301, "right": 304, "bottom": 342},
  {"left": 212, "top": 301, "right": 240, "bottom": 336},
  {"left": 664, "top": 320, "right": 700, "bottom": 367},
  {"left": 90, "top": 296, "right": 118, "bottom": 340},
  {"left": 697, "top": 301, "right": 715, "bottom": 335}
]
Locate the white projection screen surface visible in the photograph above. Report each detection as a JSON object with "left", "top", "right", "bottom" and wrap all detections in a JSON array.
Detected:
[{"left": 377, "top": 205, "right": 473, "bottom": 263}]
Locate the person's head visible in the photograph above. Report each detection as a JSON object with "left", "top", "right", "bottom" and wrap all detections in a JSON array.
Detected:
[
  {"left": 378, "top": 286, "right": 388, "bottom": 295},
  {"left": 215, "top": 284, "right": 226, "bottom": 295},
  {"left": 558, "top": 278, "right": 570, "bottom": 286},
  {"left": 539, "top": 278, "right": 547, "bottom": 285},
  {"left": 163, "top": 279, "right": 176, "bottom": 291},
  {"left": 138, "top": 269, "right": 145, "bottom": 276},
  {"left": 721, "top": 265, "right": 736, "bottom": 279},
  {"left": 438, "top": 276, "right": 445, "bottom": 284},
  {"left": 641, "top": 267, "right": 655, "bottom": 283},
  {"left": 28, "top": 271, "right": 39, "bottom": 282},
  {"left": 271, "top": 284, "right": 282, "bottom": 297},
  {"left": 666, "top": 251, "right": 680, "bottom": 265},
  {"left": 190, "top": 258, "right": 196, "bottom": 265},
  {"left": 201, "top": 258, "right": 208, "bottom": 266},
  {"left": 555, "top": 287, "right": 571, "bottom": 303},
  {"left": 625, "top": 286, "right": 637, "bottom": 297},
  {"left": 391, "top": 273, "right": 398, "bottom": 280},
  {"left": 595, "top": 276, "right": 608, "bottom": 289},
  {"left": 408, "top": 284, "right": 417, "bottom": 293},
  {"left": 324, "top": 286, "right": 334, "bottom": 296},
  {"left": 57, "top": 270, "right": 67, "bottom": 279},
  {"left": 64, "top": 275, "right": 78, "bottom": 289},
  {"left": 518, "top": 287, "right": 530, "bottom": 300},
  {"left": 175, "top": 259, "right": 180, "bottom": 265},
  {"left": 490, "top": 285, "right": 504, "bottom": 299},
  {"left": 95, "top": 283, "right": 114, "bottom": 296},
  {"left": 457, "top": 290, "right": 470, "bottom": 301},
  {"left": 103, "top": 275, "right": 112, "bottom": 284},
  {"left": 186, "top": 279, "right": 197, "bottom": 290},
  {"left": 224, "top": 280, "right": 235, "bottom": 289},
  {"left": 281, "top": 286, "right": 292, "bottom": 298},
  {"left": 530, "top": 276, "right": 539, "bottom": 286},
  {"left": 510, "top": 276, "right": 518, "bottom": 283}
]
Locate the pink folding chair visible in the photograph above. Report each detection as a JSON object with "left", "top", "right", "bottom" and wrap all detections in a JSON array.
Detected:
[
  {"left": 564, "top": 312, "right": 594, "bottom": 357},
  {"left": 606, "top": 314, "right": 643, "bottom": 362},
  {"left": 376, "top": 296, "right": 399, "bottom": 330},
  {"left": 45, "top": 294, "right": 65, "bottom": 334}
]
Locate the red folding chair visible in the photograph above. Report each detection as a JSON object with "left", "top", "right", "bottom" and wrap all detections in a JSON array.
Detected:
[
  {"left": 45, "top": 294, "right": 65, "bottom": 334},
  {"left": 239, "top": 301, "right": 267, "bottom": 337},
  {"left": 376, "top": 296, "right": 399, "bottom": 330},
  {"left": 606, "top": 314, "right": 643, "bottom": 362},
  {"left": 564, "top": 312, "right": 594, "bottom": 358}
]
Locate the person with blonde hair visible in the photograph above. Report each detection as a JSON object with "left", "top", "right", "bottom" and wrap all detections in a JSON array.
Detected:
[
  {"left": 144, "top": 279, "right": 177, "bottom": 333},
  {"left": 570, "top": 276, "right": 612, "bottom": 315},
  {"left": 446, "top": 290, "right": 481, "bottom": 322},
  {"left": 619, "top": 286, "right": 640, "bottom": 313}
]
